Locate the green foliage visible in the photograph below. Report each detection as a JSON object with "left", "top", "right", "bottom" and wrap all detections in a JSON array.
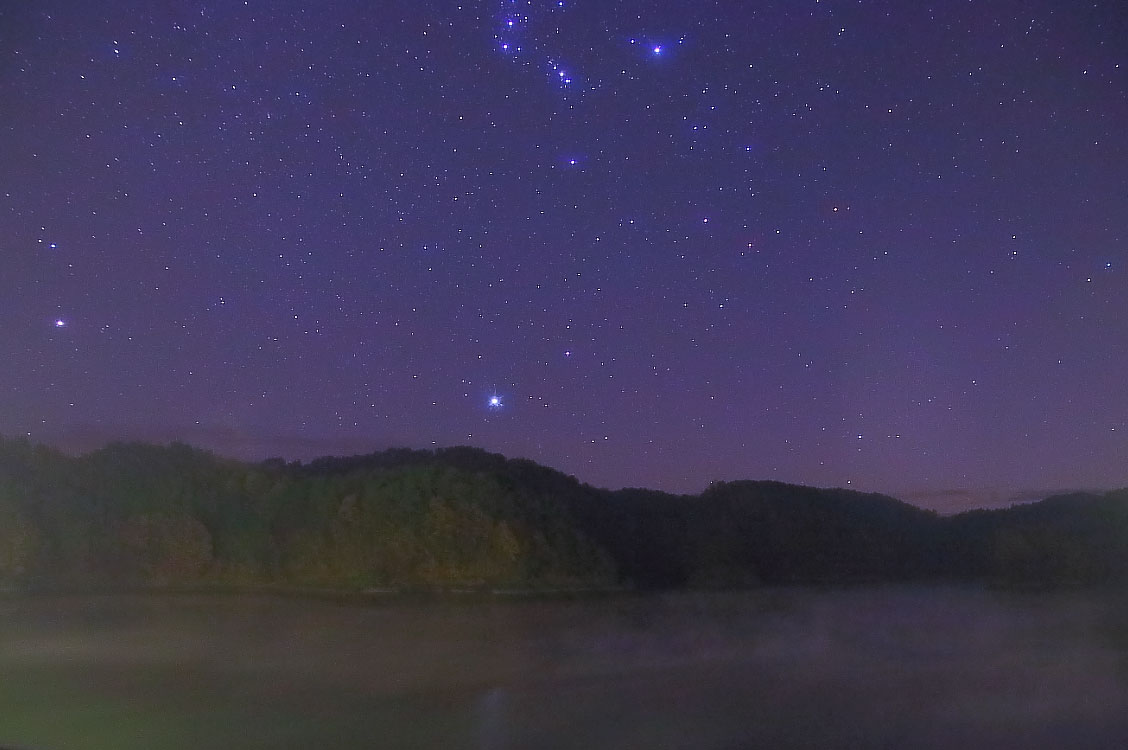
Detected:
[
  {"left": 0, "top": 499, "right": 36, "bottom": 580},
  {"left": 0, "top": 435, "right": 1125, "bottom": 591},
  {"left": 0, "top": 438, "right": 615, "bottom": 590},
  {"left": 111, "top": 512, "right": 213, "bottom": 584}
]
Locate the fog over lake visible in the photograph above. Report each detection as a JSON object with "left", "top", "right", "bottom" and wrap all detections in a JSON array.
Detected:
[{"left": 2, "top": 587, "right": 1127, "bottom": 749}]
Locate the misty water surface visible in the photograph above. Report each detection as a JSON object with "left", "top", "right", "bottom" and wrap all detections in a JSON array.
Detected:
[{"left": 1, "top": 587, "right": 1127, "bottom": 749}]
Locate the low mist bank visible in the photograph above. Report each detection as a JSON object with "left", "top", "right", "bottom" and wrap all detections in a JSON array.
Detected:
[{"left": 2, "top": 588, "right": 1127, "bottom": 749}]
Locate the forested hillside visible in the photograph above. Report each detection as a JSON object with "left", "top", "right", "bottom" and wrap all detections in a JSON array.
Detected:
[
  {"left": 0, "top": 439, "right": 614, "bottom": 590},
  {"left": 1, "top": 437, "right": 1125, "bottom": 591}
]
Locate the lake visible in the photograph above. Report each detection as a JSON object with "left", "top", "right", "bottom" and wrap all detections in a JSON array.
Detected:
[{"left": 1, "top": 586, "right": 1127, "bottom": 749}]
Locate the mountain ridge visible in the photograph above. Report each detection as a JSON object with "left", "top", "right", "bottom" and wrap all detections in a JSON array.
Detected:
[{"left": 1, "top": 436, "right": 1125, "bottom": 591}]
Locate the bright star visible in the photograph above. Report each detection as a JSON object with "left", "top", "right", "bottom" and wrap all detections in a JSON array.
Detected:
[
  {"left": 488, "top": 394, "right": 502, "bottom": 409},
  {"left": 54, "top": 319, "right": 66, "bottom": 328},
  {"left": 652, "top": 45, "right": 663, "bottom": 55}
]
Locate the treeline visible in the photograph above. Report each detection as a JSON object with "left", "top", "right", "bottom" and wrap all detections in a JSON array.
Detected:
[
  {"left": 0, "top": 439, "right": 614, "bottom": 590},
  {"left": 0, "top": 436, "right": 1126, "bottom": 591}
]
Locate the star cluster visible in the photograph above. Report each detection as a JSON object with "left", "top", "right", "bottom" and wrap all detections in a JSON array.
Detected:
[{"left": 1, "top": 0, "right": 1125, "bottom": 509}]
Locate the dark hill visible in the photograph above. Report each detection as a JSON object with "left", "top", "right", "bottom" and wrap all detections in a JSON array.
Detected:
[{"left": 0, "top": 436, "right": 1125, "bottom": 591}]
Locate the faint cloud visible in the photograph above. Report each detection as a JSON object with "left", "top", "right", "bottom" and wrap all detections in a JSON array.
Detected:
[
  {"left": 901, "top": 487, "right": 1111, "bottom": 514},
  {"left": 33, "top": 423, "right": 403, "bottom": 464}
]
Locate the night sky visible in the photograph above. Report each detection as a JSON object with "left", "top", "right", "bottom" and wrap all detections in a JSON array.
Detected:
[{"left": 3, "top": 0, "right": 1125, "bottom": 510}]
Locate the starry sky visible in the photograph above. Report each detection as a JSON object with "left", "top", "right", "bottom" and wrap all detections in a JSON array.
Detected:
[{"left": 2, "top": 0, "right": 1126, "bottom": 510}]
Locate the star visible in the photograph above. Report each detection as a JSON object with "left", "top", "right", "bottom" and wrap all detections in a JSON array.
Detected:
[{"left": 3, "top": 0, "right": 1122, "bottom": 510}]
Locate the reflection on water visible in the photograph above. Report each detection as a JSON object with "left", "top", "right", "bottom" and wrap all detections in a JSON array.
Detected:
[{"left": 1, "top": 587, "right": 1127, "bottom": 749}]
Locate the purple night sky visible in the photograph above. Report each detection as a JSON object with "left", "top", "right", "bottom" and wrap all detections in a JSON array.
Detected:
[{"left": 2, "top": 0, "right": 1125, "bottom": 511}]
